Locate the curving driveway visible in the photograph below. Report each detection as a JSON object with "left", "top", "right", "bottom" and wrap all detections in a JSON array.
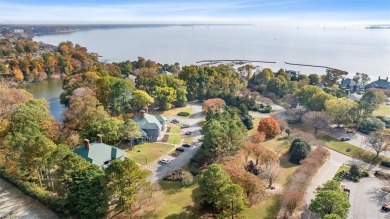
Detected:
[{"left": 146, "top": 102, "right": 205, "bottom": 183}]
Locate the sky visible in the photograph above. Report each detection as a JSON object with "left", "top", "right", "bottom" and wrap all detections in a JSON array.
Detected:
[{"left": 0, "top": 0, "right": 389, "bottom": 26}]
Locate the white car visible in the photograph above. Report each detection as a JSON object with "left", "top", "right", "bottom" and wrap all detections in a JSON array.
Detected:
[
  {"left": 159, "top": 158, "right": 170, "bottom": 164},
  {"left": 181, "top": 124, "right": 190, "bottom": 128}
]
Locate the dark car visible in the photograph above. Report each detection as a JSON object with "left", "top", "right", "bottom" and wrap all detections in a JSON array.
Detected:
[
  {"left": 175, "top": 147, "right": 185, "bottom": 152},
  {"left": 340, "top": 137, "right": 350, "bottom": 141},
  {"left": 171, "top": 119, "right": 179, "bottom": 124},
  {"left": 185, "top": 131, "right": 192, "bottom": 135},
  {"left": 346, "top": 129, "right": 355, "bottom": 134},
  {"left": 182, "top": 143, "right": 191, "bottom": 148}
]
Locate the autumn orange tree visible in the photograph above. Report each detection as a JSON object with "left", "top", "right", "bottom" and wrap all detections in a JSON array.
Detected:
[
  {"left": 202, "top": 98, "right": 226, "bottom": 113},
  {"left": 257, "top": 117, "right": 281, "bottom": 138},
  {"left": 221, "top": 155, "right": 265, "bottom": 205}
]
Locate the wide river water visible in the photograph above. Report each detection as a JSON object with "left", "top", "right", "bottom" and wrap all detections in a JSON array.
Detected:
[
  {"left": 35, "top": 25, "right": 390, "bottom": 78},
  {"left": 29, "top": 25, "right": 390, "bottom": 121}
]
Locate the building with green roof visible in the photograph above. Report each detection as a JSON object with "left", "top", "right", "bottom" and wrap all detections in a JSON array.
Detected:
[
  {"left": 74, "top": 136, "right": 125, "bottom": 169},
  {"left": 365, "top": 76, "right": 390, "bottom": 90},
  {"left": 133, "top": 109, "right": 166, "bottom": 141}
]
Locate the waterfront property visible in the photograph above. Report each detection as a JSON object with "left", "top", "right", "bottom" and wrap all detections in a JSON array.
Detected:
[
  {"left": 133, "top": 109, "right": 166, "bottom": 142},
  {"left": 365, "top": 76, "right": 390, "bottom": 90},
  {"left": 339, "top": 78, "right": 363, "bottom": 92},
  {"left": 73, "top": 135, "right": 126, "bottom": 169}
]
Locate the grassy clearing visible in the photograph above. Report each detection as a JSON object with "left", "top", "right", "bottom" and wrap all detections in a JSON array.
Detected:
[
  {"left": 167, "top": 134, "right": 182, "bottom": 145},
  {"left": 169, "top": 126, "right": 181, "bottom": 134},
  {"left": 126, "top": 143, "right": 174, "bottom": 166},
  {"left": 321, "top": 135, "right": 389, "bottom": 164},
  {"left": 374, "top": 104, "right": 390, "bottom": 116},
  {"left": 184, "top": 137, "right": 194, "bottom": 143},
  {"left": 150, "top": 175, "right": 200, "bottom": 219},
  {"left": 160, "top": 106, "right": 193, "bottom": 117},
  {"left": 243, "top": 195, "right": 281, "bottom": 219},
  {"left": 244, "top": 135, "right": 298, "bottom": 217},
  {"left": 321, "top": 135, "right": 364, "bottom": 157},
  {"left": 248, "top": 118, "right": 261, "bottom": 136}
]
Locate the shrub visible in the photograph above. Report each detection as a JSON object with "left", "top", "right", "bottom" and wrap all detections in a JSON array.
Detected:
[
  {"left": 333, "top": 166, "right": 369, "bottom": 182},
  {"left": 177, "top": 111, "right": 191, "bottom": 117},
  {"left": 381, "top": 161, "right": 390, "bottom": 168},
  {"left": 182, "top": 171, "right": 194, "bottom": 186},
  {"left": 358, "top": 117, "right": 385, "bottom": 134},
  {"left": 280, "top": 147, "right": 330, "bottom": 216},
  {"left": 377, "top": 116, "right": 390, "bottom": 128},
  {"left": 257, "top": 117, "right": 281, "bottom": 138},
  {"left": 242, "top": 115, "right": 253, "bottom": 130},
  {"left": 289, "top": 138, "right": 311, "bottom": 164}
]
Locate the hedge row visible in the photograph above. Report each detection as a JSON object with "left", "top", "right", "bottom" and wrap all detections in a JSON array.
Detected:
[
  {"left": 0, "top": 172, "right": 68, "bottom": 217},
  {"left": 279, "top": 147, "right": 330, "bottom": 217}
]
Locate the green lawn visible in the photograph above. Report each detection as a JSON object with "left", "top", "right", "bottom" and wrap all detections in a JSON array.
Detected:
[
  {"left": 169, "top": 126, "right": 181, "bottom": 134},
  {"left": 161, "top": 106, "right": 193, "bottom": 117},
  {"left": 167, "top": 134, "right": 182, "bottom": 145},
  {"left": 150, "top": 175, "right": 200, "bottom": 218},
  {"left": 321, "top": 135, "right": 388, "bottom": 164},
  {"left": 184, "top": 137, "right": 194, "bottom": 143},
  {"left": 248, "top": 118, "right": 261, "bottom": 136},
  {"left": 243, "top": 195, "right": 281, "bottom": 219},
  {"left": 374, "top": 104, "right": 390, "bottom": 116},
  {"left": 126, "top": 143, "right": 174, "bottom": 166},
  {"left": 321, "top": 135, "right": 364, "bottom": 157}
]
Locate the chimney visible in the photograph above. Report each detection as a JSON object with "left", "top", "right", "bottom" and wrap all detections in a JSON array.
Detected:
[
  {"left": 84, "top": 139, "right": 90, "bottom": 150},
  {"left": 379, "top": 76, "right": 381, "bottom": 80},
  {"left": 139, "top": 110, "right": 145, "bottom": 119},
  {"left": 143, "top": 106, "right": 149, "bottom": 114},
  {"left": 97, "top": 134, "right": 102, "bottom": 143},
  {"left": 386, "top": 77, "right": 388, "bottom": 81}
]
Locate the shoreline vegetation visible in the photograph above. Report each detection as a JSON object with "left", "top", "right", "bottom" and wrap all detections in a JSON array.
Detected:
[{"left": 0, "top": 30, "right": 389, "bottom": 219}]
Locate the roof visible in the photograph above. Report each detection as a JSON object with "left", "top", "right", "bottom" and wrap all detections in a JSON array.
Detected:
[
  {"left": 133, "top": 113, "right": 163, "bottom": 130},
  {"left": 339, "top": 78, "right": 358, "bottom": 89},
  {"left": 157, "top": 69, "right": 173, "bottom": 75},
  {"left": 365, "top": 78, "right": 390, "bottom": 89},
  {"left": 74, "top": 143, "right": 125, "bottom": 167}
]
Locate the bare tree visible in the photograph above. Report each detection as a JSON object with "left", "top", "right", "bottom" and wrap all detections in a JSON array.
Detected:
[
  {"left": 263, "top": 163, "right": 281, "bottom": 189},
  {"left": 302, "top": 111, "right": 331, "bottom": 135},
  {"left": 365, "top": 131, "right": 390, "bottom": 159},
  {"left": 285, "top": 107, "right": 307, "bottom": 124}
]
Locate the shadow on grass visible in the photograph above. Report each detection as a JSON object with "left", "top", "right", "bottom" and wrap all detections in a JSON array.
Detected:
[
  {"left": 279, "top": 154, "right": 298, "bottom": 168},
  {"left": 264, "top": 195, "right": 282, "bottom": 219},
  {"left": 164, "top": 185, "right": 202, "bottom": 219}
]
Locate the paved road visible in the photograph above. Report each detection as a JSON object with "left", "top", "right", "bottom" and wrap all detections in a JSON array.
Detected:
[
  {"left": 301, "top": 148, "right": 390, "bottom": 219},
  {"left": 0, "top": 178, "right": 58, "bottom": 219},
  {"left": 146, "top": 102, "right": 205, "bottom": 183},
  {"left": 345, "top": 178, "right": 389, "bottom": 219}
]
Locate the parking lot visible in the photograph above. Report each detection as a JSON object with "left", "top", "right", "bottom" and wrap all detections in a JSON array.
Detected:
[{"left": 344, "top": 177, "right": 390, "bottom": 219}]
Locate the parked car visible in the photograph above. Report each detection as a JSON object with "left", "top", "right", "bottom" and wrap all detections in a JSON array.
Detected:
[
  {"left": 340, "top": 137, "right": 351, "bottom": 141},
  {"left": 182, "top": 143, "right": 191, "bottom": 148},
  {"left": 175, "top": 147, "right": 185, "bottom": 152},
  {"left": 185, "top": 131, "right": 192, "bottom": 135},
  {"left": 171, "top": 119, "right": 179, "bottom": 124},
  {"left": 159, "top": 158, "right": 170, "bottom": 164},
  {"left": 181, "top": 124, "right": 190, "bottom": 128},
  {"left": 346, "top": 129, "right": 355, "bottom": 134}
]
